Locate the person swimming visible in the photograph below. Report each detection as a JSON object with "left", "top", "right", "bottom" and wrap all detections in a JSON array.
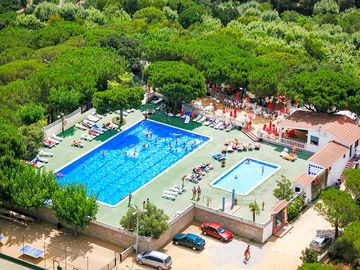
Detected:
[{"left": 102, "top": 151, "right": 106, "bottom": 156}]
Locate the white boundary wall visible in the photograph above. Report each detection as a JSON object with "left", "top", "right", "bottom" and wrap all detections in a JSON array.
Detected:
[{"left": 42, "top": 107, "right": 95, "bottom": 138}]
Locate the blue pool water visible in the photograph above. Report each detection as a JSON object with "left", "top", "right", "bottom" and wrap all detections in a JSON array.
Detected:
[
  {"left": 56, "top": 120, "right": 209, "bottom": 206},
  {"left": 211, "top": 158, "right": 279, "bottom": 195}
]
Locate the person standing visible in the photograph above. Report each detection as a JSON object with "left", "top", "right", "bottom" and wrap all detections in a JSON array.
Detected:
[
  {"left": 262, "top": 201, "right": 265, "bottom": 211},
  {"left": 128, "top": 192, "right": 132, "bottom": 207},
  {"left": 143, "top": 201, "right": 146, "bottom": 210},
  {"left": 197, "top": 186, "right": 201, "bottom": 201},
  {"left": 192, "top": 187, "right": 197, "bottom": 200},
  {"left": 244, "top": 244, "right": 250, "bottom": 263},
  {"left": 146, "top": 198, "right": 150, "bottom": 208}
]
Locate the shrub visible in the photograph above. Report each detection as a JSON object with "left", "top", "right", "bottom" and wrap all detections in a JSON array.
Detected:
[
  {"left": 300, "top": 248, "right": 318, "bottom": 263},
  {"left": 288, "top": 197, "right": 305, "bottom": 221}
]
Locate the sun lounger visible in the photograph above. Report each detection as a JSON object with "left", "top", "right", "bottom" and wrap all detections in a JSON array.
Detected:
[
  {"left": 38, "top": 150, "right": 53, "bottom": 157},
  {"left": 36, "top": 156, "right": 48, "bottom": 163},
  {"left": 72, "top": 140, "right": 84, "bottom": 148},
  {"left": 43, "top": 140, "right": 55, "bottom": 148},
  {"left": 47, "top": 137, "right": 60, "bottom": 144},
  {"left": 167, "top": 113, "right": 174, "bottom": 117},
  {"left": 81, "top": 134, "right": 94, "bottom": 141},
  {"left": 162, "top": 192, "right": 176, "bottom": 201},
  {"left": 153, "top": 98, "right": 163, "bottom": 104},
  {"left": 164, "top": 190, "right": 178, "bottom": 197},
  {"left": 225, "top": 125, "right": 232, "bottom": 132},
  {"left": 31, "top": 161, "right": 44, "bottom": 168},
  {"left": 93, "top": 112, "right": 104, "bottom": 119},
  {"left": 51, "top": 134, "right": 63, "bottom": 141},
  {"left": 75, "top": 124, "right": 88, "bottom": 130},
  {"left": 214, "top": 122, "right": 223, "bottom": 129},
  {"left": 212, "top": 153, "right": 226, "bottom": 161},
  {"left": 218, "top": 123, "right": 225, "bottom": 130},
  {"left": 280, "top": 151, "right": 288, "bottom": 157},
  {"left": 86, "top": 115, "right": 100, "bottom": 122},
  {"left": 198, "top": 116, "right": 206, "bottom": 123},
  {"left": 173, "top": 185, "right": 186, "bottom": 192},
  {"left": 169, "top": 186, "right": 184, "bottom": 194},
  {"left": 184, "top": 115, "right": 190, "bottom": 124},
  {"left": 193, "top": 115, "right": 202, "bottom": 122},
  {"left": 20, "top": 245, "right": 45, "bottom": 259},
  {"left": 283, "top": 154, "right": 297, "bottom": 161},
  {"left": 209, "top": 120, "right": 219, "bottom": 128}
]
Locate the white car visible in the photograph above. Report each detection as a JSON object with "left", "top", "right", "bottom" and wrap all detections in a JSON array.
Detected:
[{"left": 136, "top": 250, "right": 172, "bottom": 270}]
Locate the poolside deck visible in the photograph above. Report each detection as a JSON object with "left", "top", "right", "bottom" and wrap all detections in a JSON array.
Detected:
[{"left": 42, "top": 105, "right": 311, "bottom": 227}]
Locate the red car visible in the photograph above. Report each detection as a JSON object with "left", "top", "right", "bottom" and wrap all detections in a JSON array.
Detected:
[{"left": 201, "top": 222, "right": 233, "bottom": 242}]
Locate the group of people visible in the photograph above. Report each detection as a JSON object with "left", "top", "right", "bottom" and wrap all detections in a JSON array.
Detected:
[{"left": 191, "top": 186, "right": 202, "bottom": 201}]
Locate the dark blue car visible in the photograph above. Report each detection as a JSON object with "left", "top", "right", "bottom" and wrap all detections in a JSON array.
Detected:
[{"left": 173, "top": 233, "right": 205, "bottom": 251}]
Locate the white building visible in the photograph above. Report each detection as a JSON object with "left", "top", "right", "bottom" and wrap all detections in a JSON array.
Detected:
[{"left": 277, "top": 111, "right": 360, "bottom": 203}]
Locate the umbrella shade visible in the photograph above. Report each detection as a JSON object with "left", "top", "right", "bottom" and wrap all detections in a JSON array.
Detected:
[
  {"left": 230, "top": 111, "right": 233, "bottom": 117},
  {"left": 268, "top": 103, "right": 273, "bottom": 109},
  {"left": 263, "top": 124, "right": 267, "bottom": 130},
  {"left": 248, "top": 113, "right": 254, "bottom": 120},
  {"left": 236, "top": 92, "right": 240, "bottom": 100},
  {"left": 222, "top": 107, "right": 226, "bottom": 113}
]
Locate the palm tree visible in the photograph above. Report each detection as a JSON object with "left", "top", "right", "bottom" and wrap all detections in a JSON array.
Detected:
[{"left": 249, "top": 201, "right": 260, "bottom": 222}]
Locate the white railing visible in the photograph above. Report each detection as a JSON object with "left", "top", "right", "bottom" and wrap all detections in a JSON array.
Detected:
[{"left": 280, "top": 138, "right": 306, "bottom": 149}]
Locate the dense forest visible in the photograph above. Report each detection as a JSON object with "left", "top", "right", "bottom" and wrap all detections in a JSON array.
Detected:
[{"left": 0, "top": 0, "right": 360, "bottom": 162}]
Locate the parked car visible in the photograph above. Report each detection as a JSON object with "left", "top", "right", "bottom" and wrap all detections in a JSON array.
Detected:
[
  {"left": 309, "top": 235, "right": 332, "bottom": 252},
  {"left": 201, "top": 222, "right": 233, "bottom": 242},
  {"left": 173, "top": 233, "right": 205, "bottom": 251},
  {"left": 136, "top": 250, "right": 172, "bottom": 270}
]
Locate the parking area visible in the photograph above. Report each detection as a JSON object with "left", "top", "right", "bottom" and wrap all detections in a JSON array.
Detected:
[{"left": 119, "top": 206, "right": 333, "bottom": 270}]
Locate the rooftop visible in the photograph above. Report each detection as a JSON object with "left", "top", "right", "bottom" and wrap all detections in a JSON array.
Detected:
[
  {"left": 294, "top": 172, "right": 314, "bottom": 187},
  {"left": 309, "top": 141, "right": 349, "bottom": 168},
  {"left": 279, "top": 110, "right": 360, "bottom": 145}
]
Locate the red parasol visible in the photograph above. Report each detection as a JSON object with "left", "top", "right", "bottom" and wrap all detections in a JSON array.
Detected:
[
  {"left": 281, "top": 106, "right": 285, "bottom": 113},
  {"left": 214, "top": 104, "right": 217, "bottom": 112},
  {"left": 248, "top": 113, "right": 254, "bottom": 120},
  {"left": 230, "top": 111, "right": 233, "bottom": 117},
  {"left": 236, "top": 92, "right": 240, "bottom": 100},
  {"left": 234, "top": 107, "right": 237, "bottom": 118},
  {"left": 246, "top": 95, "right": 250, "bottom": 102},
  {"left": 191, "top": 110, "right": 195, "bottom": 119},
  {"left": 263, "top": 124, "right": 267, "bottom": 130},
  {"left": 275, "top": 103, "right": 279, "bottom": 111},
  {"left": 285, "top": 107, "right": 289, "bottom": 114},
  {"left": 267, "top": 102, "right": 273, "bottom": 110},
  {"left": 222, "top": 107, "right": 226, "bottom": 114},
  {"left": 269, "top": 121, "right": 272, "bottom": 131}
]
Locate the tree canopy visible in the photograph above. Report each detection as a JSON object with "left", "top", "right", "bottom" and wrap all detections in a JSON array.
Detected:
[
  {"left": 52, "top": 183, "right": 99, "bottom": 236},
  {"left": 315, "top": 188, "right": 360, "bottom": 237},
  {"left": 143, "top": 61, "right": 206, "bottom": 109}
]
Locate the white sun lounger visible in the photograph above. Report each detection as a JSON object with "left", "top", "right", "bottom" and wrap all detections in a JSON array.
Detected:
[
  {"left": 193, "top": 115, "right": 202, "bottom": 122},
  {"left": 184, "top": 115, "right": 190, "bottom": 124},
  {"left": 47, "top": 137, "right": 60, "bottom": 144},
  {"left": 167, "top": 113, "right": 174, "bottom": 117},
  {"left": 214, "top": 122, "right": 223, "bottom": 129},
  {"left": 36, "top": 156, "right": 48, "bottom": 163},
  {"left": 198, "top": 116, "right": 206, "bottom": 123},
  {"left": 38, "top": 150, "right": 53, "bottom": 157},
  {"left": 86, "top": 115, "right": 100, "bottom": 122},
  {"left": 75, "top": 124, "right": 88, "bottom": 130},
  {"left": 210, "top": 120, "right": 219, "bottom": 128},
  {"left": 153, "top": 98, "right": 163, "bottom": 104},
  {"left": 81, "top": 134, "right": 94, "bottom": 141},
  {"left": 52, "top": 134, "right": 63, "bottom": 141},
  {"left": 164, "top": 190, "right": 178, "bottom": 197},
  {"left": 162, "top": 193, "right": 176, "bottom": 201}
]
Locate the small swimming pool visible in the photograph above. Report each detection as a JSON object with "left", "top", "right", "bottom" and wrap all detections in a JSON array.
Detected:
[
  {"left": 211, "top": 158, "right": 280, "bottom": 195},
  {"left": 56, "top": 120, "right": 210, "bottom": 206}
]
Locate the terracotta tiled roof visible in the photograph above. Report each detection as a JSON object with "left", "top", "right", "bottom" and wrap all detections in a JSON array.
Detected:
[
  {"left": 294, "top": 172, "right": 314, "bottom": 187},
  {"left": 279, "top": 111, "right": 360, "bottom": 145},
  {"left": 309, "top": 141, "right": 349, "bottom": 168},
  {"left": 272, "top": 200, "right": 288, "bottom": 214}
]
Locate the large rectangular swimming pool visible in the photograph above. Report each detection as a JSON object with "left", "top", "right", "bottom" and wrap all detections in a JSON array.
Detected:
[
  {"left": 211, "top": 158, "right": 280, "bottom": 195},
  {"left": 56, "top": 120, "right": 210, "bottom": 206}
]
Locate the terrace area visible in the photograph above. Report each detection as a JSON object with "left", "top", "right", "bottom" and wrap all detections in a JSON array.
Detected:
[{"left": 41, "top": 104, "right": 312, "bottom": 227}]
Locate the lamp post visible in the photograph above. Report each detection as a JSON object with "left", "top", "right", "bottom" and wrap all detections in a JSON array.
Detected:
[
  {"left": 60, "top": 112, "right": 65, "bottom": 133},
  {"left": 132, "top": 205, "right": 147, "bottom": 255}
]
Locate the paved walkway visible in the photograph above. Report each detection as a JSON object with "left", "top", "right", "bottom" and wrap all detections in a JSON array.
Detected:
[
  {"left": 120, "top": 206, "right": 333, "bottom": 270},
  {"left": 42, "top": 105, "right": 311, "bottom": 226}
]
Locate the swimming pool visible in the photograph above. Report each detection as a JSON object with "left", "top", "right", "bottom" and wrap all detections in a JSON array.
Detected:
[
  {"left": 56, "top": 120, "right": 210, "bottom": 206},
  {"left": 211, "top": 158, "right": 280, "bottom": 195}
]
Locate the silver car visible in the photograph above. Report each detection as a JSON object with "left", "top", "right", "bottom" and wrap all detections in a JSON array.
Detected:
[{"left": 136, "top": 250, "right": 172, "bottom": 270}]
